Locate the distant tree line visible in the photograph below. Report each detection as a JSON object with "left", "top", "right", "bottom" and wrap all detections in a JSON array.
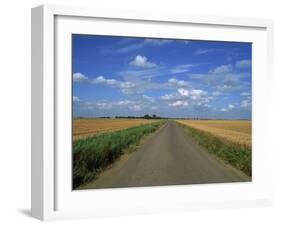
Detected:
[
  {"left": 115, "top": 114, "right": 167, "bottom": 119},
  {"left": 74, "top": 115, "right": 250, "bottom": 120}
]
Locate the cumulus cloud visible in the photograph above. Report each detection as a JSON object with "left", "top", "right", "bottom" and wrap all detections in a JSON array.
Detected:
[
  {"left": 74, "top": 72, "right": 139, "bottom": 94},
  {"left": 168, "top": 78, "right": 189, "bottom": 87},
  {"left": 83, "top": 99, "right": 137, "bottom": 111},
  {"left": 73, "top": 72, "right": 88, "bottom": 82},
  {"left": 241, "top": 99, "right": 251, "bottom": 109},
  {"left": 74, "top": 73, "right": 129, "bottom": 89},
  {"left": 119, "top": 81, "right": 136, "bottom": 89},
  {"left": 178, "top": 88, "right": 189, "bottom": 97},
  {"left": 190, "top": 69, "right": 250, "bottom": 93},
  {"left": 142, "top": 95, "right": 155, "bottom": 103},
  {"left": 190, "top": 89, "right": 207, "bottom": 100},
  {"left": 169, "top": 100, "right": 188, "bottom": 107},
  {"left": 228, "top": 104, "right": 235, "bottom": 109},
  {"left": 93, "top": 76, "right": 117, "bottom": 85},
  {"left": 160, "top": 93, "right": 177, "bottom": 101},
  {"left": 160, "top": 86, "right": 210, "bottom": 110},
  {"left": 96, "top": 102, "right": 113, "bottom": 110},
  {"left": 220, "top": 104, "right": 235, "bottom": 112},
  {"left": 116, "top": 100, "right": 134, "bottom": 105},
  {"left": 74, "top": 72, "right": 187, "bottom": 97},
  {"left": 129, "top": 55, "right": 157, "bottom": 68},
  {"left": 74, "top": 63, "right": 250, "bottom": 117},
  {"left": 235, "top": 59, "right": 251, "bottom": 69},
  {"left": 210, "top": 64, "right": 232, "bottom": 74},
  {"left": 75, "top": 96, "right": 161, "bottom": 115},
  {"left": 130, "top": 105, "right": 142, "bottom": 111}
]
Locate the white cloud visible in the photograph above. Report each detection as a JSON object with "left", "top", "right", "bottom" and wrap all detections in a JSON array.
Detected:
[
  {"left": 210, "top": 64, "right": 232, "bottom": 74},
  {"left": 235, "top": 59, "right": 251, "bottom": 69},
  {"left": 160, "top": 87, "right": 210, "bottom": 109},
  {"left": 129, "top": 55, "right": 157, "bottom": 68},
  {"left": 91, "top": 76, "right": 137, "bottom": 94},
  {"left": 116, "top": 100, "right": 134, "bottom": 105},
  {"left": 169, "top": 100, "right": 188, "bottom": 107},
  {"left": 170, "top": 64, "right": 198, "bottom": 74},
  {"left": 73, "top": 72, "right": 88, "bottom": 82},
  {"left": 228, "top": 104, "right": 235, "bottom": 109},
  {"left": 178, "top": 88, "right": 189, "bottom": 97},
  {"left": 119, "top": 81, "right": 138, "bottom": 94},
  {"left": 168, "top": 78, "right": 189, "bottom": 87},
  {"left": 96, "top": 102, "right": 113, "bottom": 110},
  {"left": 119, "top": 81, "right": 135, "bottom": 89},
  {"left": 190, "top": 71, "right": 250, "bottom": 93},
  {"left": 241, "top": 99, "right": 251, "bottom": 109},
  {"left": 240, "top": 92, "right": 250, "bottom": 96},
  {"left": 93, "top": 76, "right": 117, "bottom": 85},
  {"left": 73, "top": 96, "right": 80, "bottom": 102},
  {"left": 220, "top": 104, "right": 235, "bottom": 112},
  {"left": 73, "top": 73, "right": 119, "bottom": 87},
  {"left": 142, "top": 95, "right": 155, "bottom": 103},
  {"left": 160, "top": 88, "right": 189, "bottom": 101},
  {"left": 93, "top": 99, "right": 137, "bottom": 110},
  {"left": 190, "top": 89, "right": 207, "bottom": 100},
  {"left": 130, "top": 105, "right": 142, "bottom": 111},
  {"left": 160, "top": 93, "right": 177, "bottom": 101}
]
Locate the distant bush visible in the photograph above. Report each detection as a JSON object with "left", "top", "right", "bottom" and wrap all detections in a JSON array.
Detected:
[{"left": 73, "top": 120, "right": 166, "bottom": 188}]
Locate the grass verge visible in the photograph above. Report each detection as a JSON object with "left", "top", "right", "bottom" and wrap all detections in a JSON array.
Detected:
[
  {"left": 178, "top": 123, "right": 251, "bottom": 177},
  {"left": 73, "top": 120, "right": 166, "bottom": 189}
]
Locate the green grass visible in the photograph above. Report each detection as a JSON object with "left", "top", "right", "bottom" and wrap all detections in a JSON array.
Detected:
[
  {"left": 73, "top": 120, "right": 166, "bottom": 189},
  {"left": 178, "top": 123, "right": 251, "bottom": 177}
]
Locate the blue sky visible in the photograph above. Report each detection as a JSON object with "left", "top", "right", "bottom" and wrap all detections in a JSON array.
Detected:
[{"left": 72, "top": 35, "right": 252, "bottom": 119}]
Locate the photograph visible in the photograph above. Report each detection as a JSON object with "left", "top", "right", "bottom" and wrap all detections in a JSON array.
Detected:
[{"left": 72, "top": 34, "right": 252, "bottom": 190}]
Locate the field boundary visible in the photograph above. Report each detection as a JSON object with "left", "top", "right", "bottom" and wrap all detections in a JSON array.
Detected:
[{"left": 177, "top": 122, "right": 252, "bottom": 177}]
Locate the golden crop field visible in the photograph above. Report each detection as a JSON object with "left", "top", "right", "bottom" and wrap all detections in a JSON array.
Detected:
[
  {"left": 73, "top": 118, "right": 158, "bottom": 140},
  {"left": 177, "top": 120, "right": 251, "bottom": 147}
]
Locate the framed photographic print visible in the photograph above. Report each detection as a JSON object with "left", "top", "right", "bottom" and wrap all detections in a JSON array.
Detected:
[{"left": 31, "top": 4, "right": 274, "bottom": 221}]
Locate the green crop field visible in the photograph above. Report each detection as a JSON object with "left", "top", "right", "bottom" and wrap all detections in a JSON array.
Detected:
[{"left": 73, "top": 120, "right": 166, "bottom": 188}]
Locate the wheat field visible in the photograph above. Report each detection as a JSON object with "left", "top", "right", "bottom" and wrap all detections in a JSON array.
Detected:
[
  {"left": 73, "top": 118, "right": 158, "bottom": 140},
  {"left": 176, "top": 120, "right": 251, "bottom": 147}
]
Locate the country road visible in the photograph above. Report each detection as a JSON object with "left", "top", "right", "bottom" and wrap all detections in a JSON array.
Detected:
[{"left": 80, "top": 121, "right": 250, "bottom": 189}]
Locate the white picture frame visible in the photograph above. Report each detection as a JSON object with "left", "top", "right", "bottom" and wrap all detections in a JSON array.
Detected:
[{"left": 31, "top": 4, "right": 274, "bottom": 221}]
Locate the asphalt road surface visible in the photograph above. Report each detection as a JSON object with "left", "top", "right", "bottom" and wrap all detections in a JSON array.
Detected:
[{"left": 80, "top": 121, "right": 250, "bottom": 189}]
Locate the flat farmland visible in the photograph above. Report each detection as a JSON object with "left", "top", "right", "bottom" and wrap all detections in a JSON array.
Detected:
[
  {"left": 176, "top": 120, "right": 251, "bottom": 147},
  {"left": 73, "top": 118, "right": 158, "bottom": 140}
]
